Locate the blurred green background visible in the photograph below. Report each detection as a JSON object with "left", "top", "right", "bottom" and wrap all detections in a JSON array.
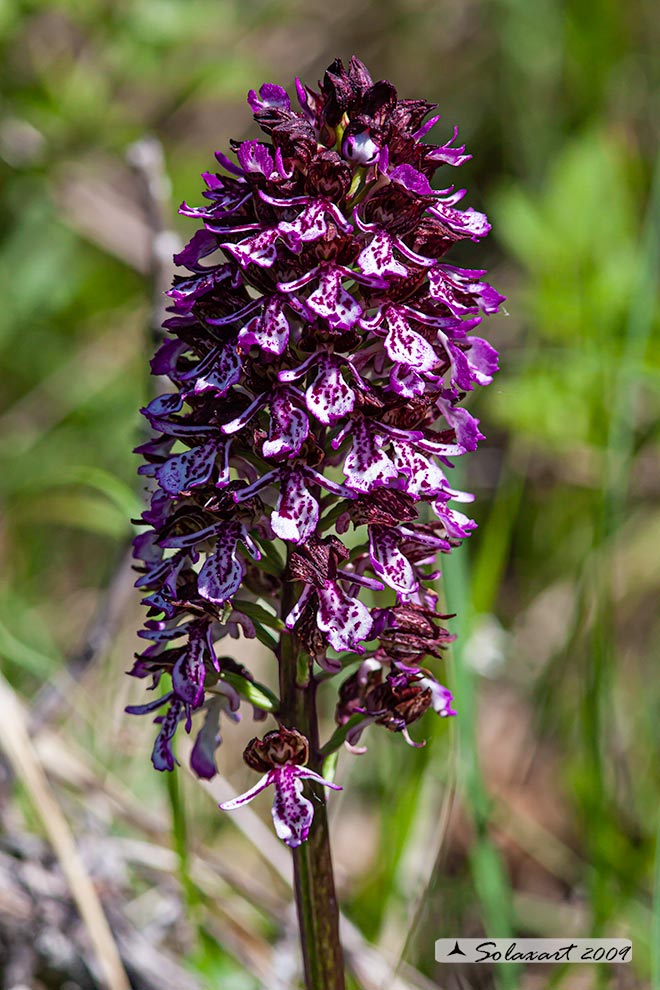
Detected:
[{"left": 0, "top": 1, "right": 658, "bottom": 988}]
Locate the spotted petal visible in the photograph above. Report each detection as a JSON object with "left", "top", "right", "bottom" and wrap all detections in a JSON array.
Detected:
[
  {"left": 189, "top": 345, "right": 242, "bottom": 396},
  {"left": 271, "top": 470, "right": 318, "bottom": 543},
  {"left": 156, "top": 441, "right": 219, "bottom": 496},
  {"left": 238, "top": 295, "right": 290, "bottom": 356},
  {"left": 222, "top": 227, "right": 281, "bottom": 268},
  {"left": 198, "top": 524, "right": 244, "bottom": 604},
  {"left": 369, "top": 525, "right": 417, "bottom": 597},
  {"left": 271, "top": 766, "right": 342, "bottom": 848},
  {"left": 383, "top": 306, "right": 437, "bottom": 373},
  {"left": 389, "top": 363, "right": 426, "bottom": 398},
  {"left": 356, "top": 229, "right": 407, "bottom": 280},
  {"left": 151, "top": 699, "right": 182, "bottom": 772},
  {"left": 262, "top": 390, "right": 309, "bottom": 459},
  {"left": 391, "top": 440, "right": 448, "bottom": 498},
  {"left": 278, "top": 199, "right": 351, "bottom": 246},
  {"left": 172, "top": 622, "right": 212, "bottom": 708},
  {"left": 343, "top": 419, "right": 398, "bottom": 494},
  {"left": 305, "top": 266, "right": 362, "bottom": 330},
  {"left": 305, "top": 356, "right": 355, "bottom": 425},
  {"left": 317, "top": 580, "right": 373, "bottom": 653}
]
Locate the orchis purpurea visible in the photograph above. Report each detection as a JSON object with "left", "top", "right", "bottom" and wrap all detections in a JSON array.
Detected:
[{"left": 129, "top": 55, "right": 503, "bottom": 852}]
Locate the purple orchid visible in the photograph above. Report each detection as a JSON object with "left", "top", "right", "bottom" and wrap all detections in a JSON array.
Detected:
[{"left": 129, "top": 56, "right": 502, "bottom": 848}]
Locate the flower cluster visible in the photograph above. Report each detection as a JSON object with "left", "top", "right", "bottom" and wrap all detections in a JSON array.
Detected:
[{"left": 129, "top": 57, "right": 502, "bottom": 845}]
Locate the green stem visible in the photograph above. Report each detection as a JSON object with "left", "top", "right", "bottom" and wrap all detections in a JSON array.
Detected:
[{"left": 278, "top": 570, "right": 345, "bottom": 990}]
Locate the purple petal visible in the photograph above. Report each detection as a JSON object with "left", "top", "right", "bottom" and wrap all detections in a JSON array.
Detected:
[
  {"left": 198, "top": 525, "right": 244, "bottom": 604},
  {"left": 284, "top": 584, "right": 314, "bottom": 630},
  {"left": 426, "top": 126, "right": 472, "bottom": 167},
  {"left": 262, "top": 390, "right": 309, "bottom": 459},
  {"left": 428, "top": 265, "right": 505, "bottom": 316},
  {"left": 422, "top": 678, "right": 457, "bottom": 717},
  {"left": 125, "top": 691, "right": 173, "bottom": 716},
  {"left": 383, "top": 306, "right": 437, "bottom": 373},
  {"left": 438, "top": 398, "right": 483, "bottom": 452},
  {"left": 271, "top": 470, "right": 319, "bottom": 543},
  {"left": 369, "top": 525, "right": 418, "bottom": 597},
  {"left": 235, "top": 140, "right": 276, "bottom": 177},
  {"left": 432, "top": 500, "right": 477, "bottom": 541},
  {"left": 317, "top": 580, "right": 373, "bottom": 653},
  {"left": 150, "top": 339, "right": 189, "bottom": 377},
  {"left": 219, "top": 772, "right": 272, "bottom": 810},
  {"left": 190, "top": 697, "right": 222, "bottom": 779},
  {"left": 238, "top": 295, "right": 290, "bottom": 356},
  {"left": 156, "top": 441, "right": 218, "bottom": 496},
  {"left": 142, "top": 392, "right": 184, "bottom": 420},
  {"left": 172, "top": 623, "right": 208, "bottom": 707},
  {"left": 357, "top": 229, "right": 407, "bottom": 280},
  {"left": 343, "top": 419, "right": 398, "bottom": 494},
  {"left": 389, "top": 164, "right": 434, "bottom": 196},
  {"left": 391, "top": 440, "right": 449, "bottom": 498},
  {"left": 232, "top": 469, "right": 278, "bottom": 503},
  {"left": 222, "top": 227, "right": 280, "bottom": 268},
  {"left": 305, "top": 356, "right": 355, "bottom": 425},
  {"left": 465, "top": 336, "right": 499, "bottom": 385},
  {"left": 389, "top": 363, "right": 426, "bottom": 398},
  {"left": 174, "top": 229, "right": 218, "bottom": 269},
  {"left": 294, "top": 766, "right": 343, "bottom": 790},
  {"left": 222, "top": 394, "right": 267, "bottom": 434},
  {"left": 430, "top": 193, "right": 491, "bottom": 241},
  {"left": 151, "top": 699, "right": 182, "bottom": 772},
  {"left": 248, "top": 82, "right": 291, "bottom": 114},
  {"left": 305, "top": 266, "right": 362, "bottom": 330}
]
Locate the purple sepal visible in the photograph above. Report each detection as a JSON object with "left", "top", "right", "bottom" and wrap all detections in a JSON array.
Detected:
[{"left": 357, "top": 229, "right": 408, "bottom": 280}]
